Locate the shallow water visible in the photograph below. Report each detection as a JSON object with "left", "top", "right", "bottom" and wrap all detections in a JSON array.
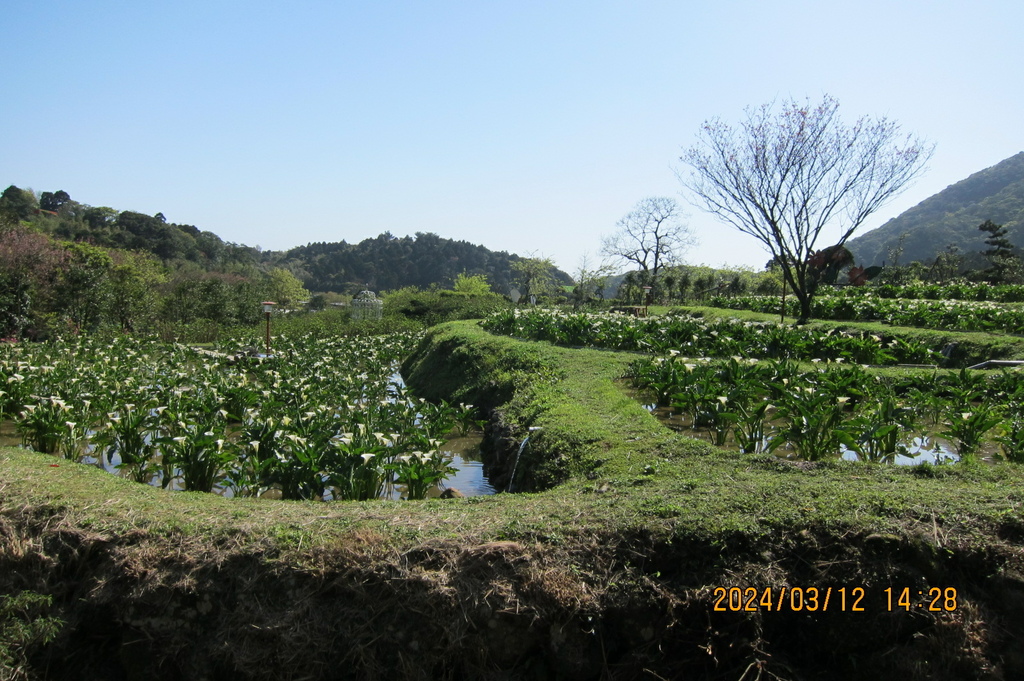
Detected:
[
  {"left": 0, "top": 423, "right": 19, "bottom": 449},
  {"left": 431, "top": 432, "right": 496, "bottom": 497},
  {"left": 2, "top": 417, "right": 497, "bottom": 498},
  {"left": 379, "top": 432, "right": 496, "bottom": 499},
  {"left": 642, "top": 403, "right": 1001, "bottom": 466},
  {"left": 838, "top": 436, "right": 961, "bottom": 466},
  {"left": 388, "top": 371, "right": 495, "bottom": 496}
]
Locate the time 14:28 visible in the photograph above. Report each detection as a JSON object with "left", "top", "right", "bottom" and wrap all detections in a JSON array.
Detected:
[{"left": 884, "top": 587, "right": 958, "bottom": 612}]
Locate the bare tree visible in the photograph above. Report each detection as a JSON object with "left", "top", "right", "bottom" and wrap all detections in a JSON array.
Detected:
[
  {"left": 679, "top": 94, "right": 933, "bottom": 323},
  {"left": 571, "top": 251, "right": 614, "bottom": 308},
  {"left": 601, "top": 197, "right": 695, "bottom": 299}
]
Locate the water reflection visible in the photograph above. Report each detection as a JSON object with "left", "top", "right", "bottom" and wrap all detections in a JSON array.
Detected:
[
  {"left": 641, "top": 404, "right": 992, "bottom": 466},
  {"left": 2, "top": 417, "right": 496, "bottom": 498},
  {"left": 379, "top": 432, "right": 495, "bottom": 499},
  {"left": 426, "top": 433, "right": 495, "bottom": 497},
  {"left": 839, "top": 436, "right": 960, "bottom": 466}
]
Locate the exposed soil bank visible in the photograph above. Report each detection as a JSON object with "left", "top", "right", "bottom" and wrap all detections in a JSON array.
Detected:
[{"left": 2, "top": 321, "right": 1024, "bottom": 680}]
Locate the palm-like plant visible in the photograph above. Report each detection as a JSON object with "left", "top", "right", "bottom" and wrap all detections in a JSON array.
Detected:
[
  {"left": 94, "top": 401, "right": 161, "bottom": 483},
  {"left": 941, "top": 405, "right": 1002, "bottom": 459},
  {"left": 770, "top": 388, "right": 856, "bottom": 461}
]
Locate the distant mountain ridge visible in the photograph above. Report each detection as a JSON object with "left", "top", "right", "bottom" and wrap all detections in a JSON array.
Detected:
[{"left": 847, "top": 151, "right": 1024, "bottom": 267}]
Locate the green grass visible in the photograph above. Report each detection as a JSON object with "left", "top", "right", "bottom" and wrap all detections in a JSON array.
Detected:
[
  {"left": 4, "top": 319, "right": 1018, "bottom": 551},
  {"left": 7, "top": 319, "right": 1016, "bottom": 552},
  {"left": 401, "top": 322, "right": 1024, "bottom": 538}
]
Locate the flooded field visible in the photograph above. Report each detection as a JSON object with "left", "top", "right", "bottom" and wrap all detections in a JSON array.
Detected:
[
  {"left": 641, "top": 402, "right": 1006, "bottom": 465},
  {"left": 1, "top": 418, "right": 496, "bottom": 498}
]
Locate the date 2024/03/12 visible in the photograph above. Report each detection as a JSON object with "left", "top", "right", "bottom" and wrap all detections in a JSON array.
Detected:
[{"left": 711, "top": 585, "right": 959, "bottom": 613}]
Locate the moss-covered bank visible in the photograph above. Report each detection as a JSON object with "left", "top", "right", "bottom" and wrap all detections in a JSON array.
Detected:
[{"left": 2, "top": 321, "right": 1023, "bottom": 680}]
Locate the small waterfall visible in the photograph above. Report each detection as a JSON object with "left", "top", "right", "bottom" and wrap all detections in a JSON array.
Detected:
[{"left": 506, "top": 427, "right": 542, "bottom": 493}]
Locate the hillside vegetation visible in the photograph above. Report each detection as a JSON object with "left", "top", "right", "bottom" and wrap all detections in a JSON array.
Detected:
[
  {"left": 0, "top": 185, "right": 565, "bottom": 340},
  {"left": 269, "top": 232, "right": 571, "bottom": 294},
  {"left": 847, "top": 151, "right": 1024, "bottom": 266},
  {"left": 0, "top": 186, "right": 570, "bottom": 294}
]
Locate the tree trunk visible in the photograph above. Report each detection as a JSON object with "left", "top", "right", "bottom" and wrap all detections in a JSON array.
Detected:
[
  {"left": 792, "top": 275, "right": 817, "bottom": 324},
  {"left": 796, "top": 295, "right": 813, "bottom": 325}
]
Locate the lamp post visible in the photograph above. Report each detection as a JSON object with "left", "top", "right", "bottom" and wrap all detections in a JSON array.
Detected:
[
  {"left": 262, "top": 301, "right": 276, "bottom": 356},
  {"left": 642, "top": 286, "right": 652, "bottom": 317}
]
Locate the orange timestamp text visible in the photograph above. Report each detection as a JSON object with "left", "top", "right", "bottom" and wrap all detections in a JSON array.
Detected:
[{"left": 711, "top": 586, "right": 959, "bottom": 613}]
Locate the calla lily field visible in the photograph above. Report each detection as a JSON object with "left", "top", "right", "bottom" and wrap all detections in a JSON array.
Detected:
[
  {"left": 1, "top": 332, "right": 480, "bottom": 500},
  {"left": 483, "top": 307, "right": 1024, "bottom": 463}
]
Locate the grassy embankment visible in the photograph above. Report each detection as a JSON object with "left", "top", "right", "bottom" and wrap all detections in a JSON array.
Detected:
[{"left": 1, "top": 318, "right": 1024, "bottom": 680}]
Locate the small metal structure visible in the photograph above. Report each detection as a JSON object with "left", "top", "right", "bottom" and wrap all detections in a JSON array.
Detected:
[
  {"left": 351, "top": 290, "right": 383, "bottom": 321},
  {"left": 967, "top": 359, "right": 1024, "bottom": 370}
]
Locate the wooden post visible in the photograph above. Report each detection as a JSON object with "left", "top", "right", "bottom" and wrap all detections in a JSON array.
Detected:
[
  {"left": 780, "top": 276, "right": 786, "bottom": 323},
  {"left": 261, "top": 302, "right": 276, "bottom": 355}
]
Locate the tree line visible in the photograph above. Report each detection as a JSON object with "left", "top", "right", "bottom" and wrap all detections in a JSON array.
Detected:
[
  {"left": 0, "top": 185, "right": 577, "bottom": 340},
  {"left": 266, "top": 231, "right": 571, "bottom": 295},
  {"left": 0, "top": 186, "right": 308, "bottom": 339}
]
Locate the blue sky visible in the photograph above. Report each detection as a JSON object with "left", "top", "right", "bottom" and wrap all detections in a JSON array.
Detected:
[{"left": 3, "top": 0, "right": 1022, "bottom": 275}]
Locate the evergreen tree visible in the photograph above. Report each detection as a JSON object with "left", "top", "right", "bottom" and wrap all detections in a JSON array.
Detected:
[
  {"left": 621, "top": 271, "right": 637, "bottom": 303},
  {"left": 978, "top": 220, "right": 1021, "bottom": 283},
  {"left": 0, "top": 185, "right": 37, "bottom": 226},
  {"left": 927, "top": 244, "right": 963, "bottom": 282},
  {"left": 677, "top": 271, "right": 691, "bottom": 301}
]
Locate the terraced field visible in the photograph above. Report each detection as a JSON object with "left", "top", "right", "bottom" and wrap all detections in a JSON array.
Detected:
[{"left": 2, "top": 305, "right": 1023, "bottom": 680}]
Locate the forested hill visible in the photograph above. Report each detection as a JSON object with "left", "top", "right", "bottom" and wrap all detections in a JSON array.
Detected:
[
  {"left": 0, "top": 186, "right": 570, "bottom": 293},
  {"left": 264, "top": 232, "right": 571, "bottom": 294},
  {"left": 847, "top": 151, "right": 1024, "bottom": 266},
  {"left": 0, "top": 186, "right": 261, "bottom": 268}
]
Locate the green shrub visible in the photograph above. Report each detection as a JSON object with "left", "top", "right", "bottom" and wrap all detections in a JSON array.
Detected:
[
  {"left": 0, "top": 591, "right": 63, "bottom": 678},
  {"left": 383, "top": 288, "right": 510, "bottom": 326}
]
